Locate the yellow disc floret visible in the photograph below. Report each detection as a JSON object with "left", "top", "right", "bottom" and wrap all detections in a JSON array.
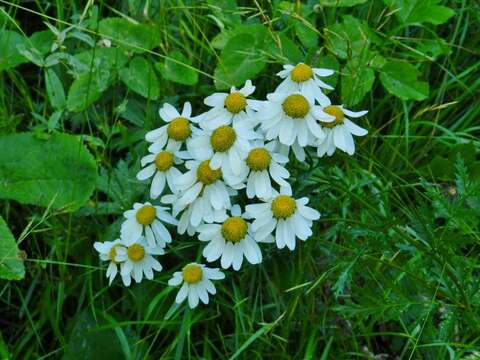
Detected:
[
  {"left": 246, "top": 148, "right": 271, "bottom": 171},
  {"left": 197, "top": 160, "right": 222, "bottom": 185},
  {"left": 167, "top": 117, "right": 191, "bottom": 141},
  {"left": 224, "top": 92, "right": 247, "bottom": 114},
  {"left": 127, "top": 243, "right": 145, "bottom": 261},
  {"left": 291, "top": 63, "right": 313, "bottom": 83},
  {"left": 271, "top": 195, "right": 297, "bottom": 219},
  {"left": 136, "top": 204, "right": 156, "bottom": 225},
  {"left": 182, "top": 263, "right": 203, "bottom": 284},
  {"left": 210, "top": 126, "right": 236, "bottom": 152},
  {"left": 282, "top": 94, "right": 310, "bottom": 118},
  {"left": 321, "top": 105, "right": 345, "bottom": 128},
  {"left": 221, "top": 216, "right": 248, "bottom": 243},
  {"left": 154, "top": 151, "right": 174, "bottom": 172}
]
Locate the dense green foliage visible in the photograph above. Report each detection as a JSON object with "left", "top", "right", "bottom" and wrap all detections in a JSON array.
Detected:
[{"left": 0, "top": 0, "right": 479, "bottom": 358}]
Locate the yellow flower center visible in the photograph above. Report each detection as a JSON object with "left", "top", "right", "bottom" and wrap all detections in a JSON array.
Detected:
[
  {"left": 320, "top": 105, "right": 345, "bottom": 128},
  {"left": 108, "top": 245, "right": 121, "bottom": 262},
  {"left": 135, "top": 205, "right": 156, "bottom": 225},
  {"left": 154, "top": 151, "right": 174, "bottom": 172},
  {"left": 282, "top": 94, "right": 310, "bottom": 118},
  {"left": 221, "top": 216, "right": 248, "bottom": 243},
  {"left": 224, "top": 92, "right": 247, "bottom": 114},
  {"left": 210, "top": 125, "right": 236, "bottom": 152},
  {"left": 291, "top": 63, "right": 313, "bottom": 83},
  {"left": 271, "top": 195, "right": 296, "bottom": 219},
  {"left": 197, "top": 160, "right": 222, "bottom": 185},
  {"left": 127, "top": 243, "right": 145, "bottom": 261},
  {"left": 182, "top": 263, "right": 203, "bottom": 284},
  {"left": 167, "top": 117, "right": 191, "bottom": 141},
  {"left": 246, "top": 147, "right": 271, "bottom": 171}
]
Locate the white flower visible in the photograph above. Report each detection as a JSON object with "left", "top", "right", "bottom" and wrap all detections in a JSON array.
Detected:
[
  {"left": 245, "top": 188, "right": 320, "bottom": 251},
  {"left": 275, "top": 63, "right": 334, "bottom": 106},
  {"left": 223, "top": 140, "right": 291, "bottom": 199},
  {"left": 136, "top": 144, "right": 189, "bottom": 198},
  {"left": 187, "top": 122, "right": 258, "bottom": 177},
  {"left": 120, "top": 202, "right": 178, "bottom": 247},
  {"left": 316, "top": 104, "right": 368, "bottom": 157},
  {"left": 257, "top": 91, "right": 335, "bottom": 153},
  {"left": 199, "top": 80, "right": 262, "bottom": 129},
  {"left": 173, "top": 160, "right": 235, "bottom": 226},
  {"left": 146, "top": 102, "right": 200, "bottom": 153},
  {"left": 93, "top": 239, "right": 126, "bottom": 285},
  {"left": 168, "top": 263, "right": 225, "bottom": 309},
  {"left": 116, "top": 237, "right": 164, "bottom": 286},
  {"left": 198, "top": 205, "right": 264, "bottom": 271}
]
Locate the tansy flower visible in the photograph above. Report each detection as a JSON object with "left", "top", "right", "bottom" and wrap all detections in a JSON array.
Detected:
[
  {"left": 199, "top": 80, "right": 262, "bottom": 129},
  {"left": 116, "top": 237, "right": 164, "bottom": 286},
  {"left": 198, "top": 205, "right": 263, "bottom": 271},
  {"left": 275, "top": 63, "right": 334, "bottom": 106},
  {"left": 257, "top": 91, "right": 335, "bottom": 153},
  {"left": 120, "top": 202, "right": 178, "bottom": 247},
  {"left": 316, "top": 104, "right": 368, "bottom": 157},
  {"left": 246, "top": 189, "right": 320, "bottom": 251},
  {"left": 146, "top": 102, "right": 200, "bottom": 153},
  {"left": 187, "top": 122, "right": 258, "bottom": 177},
  {"left": 136, "top": 144, "right": 189, "bottom": 198},
  {"left": 168, "top": 263, "right": 225, "bottom": 308},
  {"left": 223, "top": 140, "right": 291, "bottom": 199},
  {"left": 93, "top": 239, "right": 126, "bottom": 285}
]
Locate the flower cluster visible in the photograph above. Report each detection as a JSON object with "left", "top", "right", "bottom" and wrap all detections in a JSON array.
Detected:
[{"left": 94, "top": 63, "right": 368, "bottom": 308}]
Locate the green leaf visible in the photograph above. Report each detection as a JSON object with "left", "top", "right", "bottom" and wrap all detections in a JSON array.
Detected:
[
  {"left": 320, "top": 0, "right": 367, "bottom": 6},
  {"left": 341, "top": 60, "right": 375, "bottom": 106},
  {"left": 379, "top": 60, "right": 429, "bottom": 101},
  {"left": 74, "top": 47, "right": 129, "bottom": 75},
  {"left": 0, "top": 215, "right": 24, "bottom": 280},
  {"left": 45, "top": 69, "right": 66, "bottom": 109},
  {"left": 29, "top": 30, "right": 55, "bottom": 55},
  {"left": 0, "top": 133, "right": 97, "bottom": 210},
  {"left": 315, "top": 54, "right": 340, "bottom": 89},
  {"left": 66, "top": 70, "right": 111, "bottom": 112},
  {"left": 156, "top": 50, "right": 198, "bottom": 86},
  {"left": 383, "top": 0, "right": 455, "bottom": 25},
  {"left": 0, "top": 30, "right": 28, "bottom": 70},
  {"left": 98, "top": 17, "right": 160, "bottom": 53},
  {"left": 267, "top": 33, "right": 303, "bottom": 64},
  {"left": 119, "top": 57, "right": 159, "bottom": 100}
]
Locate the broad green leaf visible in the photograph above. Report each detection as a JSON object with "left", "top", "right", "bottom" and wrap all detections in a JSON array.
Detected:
[
  {"left": 29, "top": 30, "right": 55, "bottom": 55},
  {"left": 0, "top": 133, "right": 97, "bottom": 210},
  {"left": 157, "top": 50, "right": 198, "bottom": 86},
  {"left": 412, "top": 37, "right": 451, "bottom": 60},
  {"left": 206, "top": 0, "right": 242, "bottom": 26},
  {"left": 379, "top": 60, "right": 429, "bottom": 101},
  {"left": 383, "top": 0, "right": 455, "bottom": 25},
  {"left": 119, "top": 57, "right": 159, "bottom": 100},
  {"left": 67, "top": 70, "right": 111, "bottom": 112},
  {"left": 315, "top": 54, "right": 340, "bottom": 89},
  {"left": 320, "top": 0, "right": 367, "bottom": 6},
  {"left": 98, "top": 17, "right": 160, "bottom": 53},
  {"left": 0, "top": 215, "right": 24, "bottom": 280},
  {"left": 74, "top": 47, "right": 129, "bottom": 75},
  {"left": 0, "top": 30, "right": 27, "bottom": 70},
  {"left": 267, "top": 33, "right": 303, "bottom": 64},
  {"left": 341, "top": 60, "right": 375, "bottom": 106},
  {"left": 45, "top": 69, "right": 66, "bottom": 109}
]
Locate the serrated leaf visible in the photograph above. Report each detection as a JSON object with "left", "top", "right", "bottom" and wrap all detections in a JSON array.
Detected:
[
  {"left": 67, "top": 70, "right": 111, "bottom": 112},
  {"left": 45, "top": 69, "right": 66, "bottom": 109},
  {"left": 157, "top": 50, "right": 198, "bottom": 86},
  {"left": 119, "top": 57, "right": 159, "bottom": 100},
  {"left": 0, "top": 133, "right": 97, "bottom": 210},
  {"left": 320, "top": 0, "right": 367, "bottom": 6},
  {"left": 341, "top": 60, "right": 375, "bottom": 106},
  {"left": 0, "top": 215, "right": 24, "bottom": 280},
  {"left": 0, "top": 30, "right": 28, "bottom": 70},
  {"left": 383, "top": 0, "right": 455, "bottom": 25},
  {"left": 379, "top": 60, "right": 429, "bottom": 101}
]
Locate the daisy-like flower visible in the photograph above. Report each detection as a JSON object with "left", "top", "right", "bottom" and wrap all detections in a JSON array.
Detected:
[
  {"left": 136, "top": 144, "right": 188, "bottom": 198},
  {"left": 168, "top": 263, "right": 225, "bottom": 308},
  {"left": 275, "top": 63, "right": 334, "bottom": 106},
  {"left": 223, "top": 140, "right": 291, "bottom": 199},
  {"left": 146, "top": 102, "right": 200, "bottom": 153},
  {"left": 316, "top": 104, "right": 368, "bottom": 157},
  {"left": 198, "top": 205, "right": 263, "bottom": 271},
  {"left": 257, "top": 92, "right": 335, "bottom": 154},
  {"left": 174, "top": 160, "right": 236, "bottom": 226},
  {"left": 93, "top": 239, "right": 126, "bottom": 285},
  {"left": 117, "top": 237, "right": 164, "bottom": 286},
  {"left": 120, "top": 202, "right": 178, "bottom": 247},
  {"left": 199, "top": 80, "right": 262, "bottom": 129},
  {"left": 187, "top": 122, "right": 257, "bottom": 176},
  {"left": 246, "top": 189, "right": 320, "bottom": 251}
]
